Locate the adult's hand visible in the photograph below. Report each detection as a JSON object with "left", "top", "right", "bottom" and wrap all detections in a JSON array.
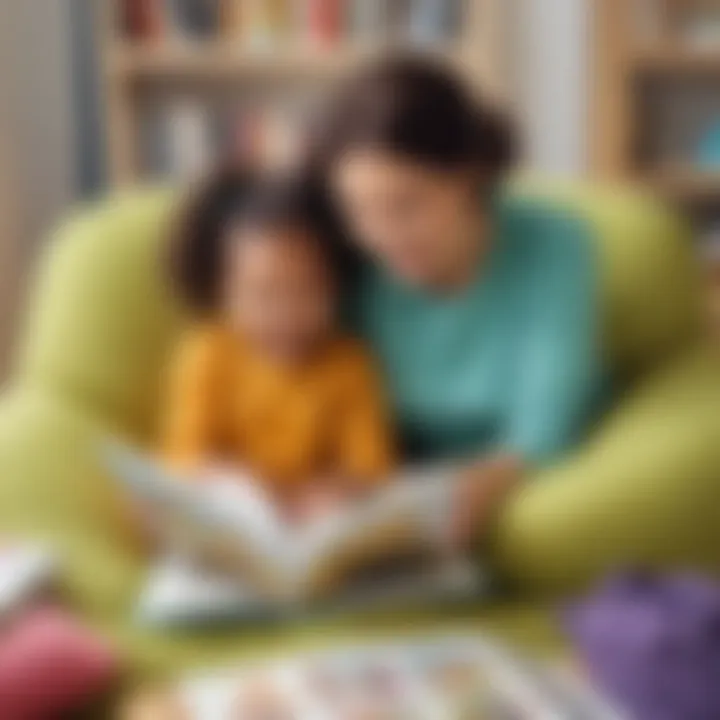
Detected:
[{"left": 449, "top": 454, "right": 522, "bottom": 550}]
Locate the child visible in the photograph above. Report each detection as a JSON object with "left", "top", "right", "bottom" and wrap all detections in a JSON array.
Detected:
[{"left": 163, "top": 167, "right": 394, "bottom": 519}]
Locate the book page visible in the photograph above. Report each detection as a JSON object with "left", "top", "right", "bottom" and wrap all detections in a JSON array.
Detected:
[
  {"left": 295, "top": 466, "right": 458, "bottom": 598},
  {"left": 103, "top": 443, "right": 297, "bottom": 596}
]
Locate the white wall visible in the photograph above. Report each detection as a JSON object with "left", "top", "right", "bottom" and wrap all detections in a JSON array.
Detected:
[
  {"left": 516, "top": 0, "right": 591, "bottom": 176},
  {"left": 3, "top": 1, "right": 77, "bottom": 245},
  {"left": 0, "top": 1, "right": 77, "bottom": 371}
]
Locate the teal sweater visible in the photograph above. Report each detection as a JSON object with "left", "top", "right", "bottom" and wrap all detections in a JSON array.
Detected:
[{"left": 356, "top": 195, "right": 602, "bottom": 466}]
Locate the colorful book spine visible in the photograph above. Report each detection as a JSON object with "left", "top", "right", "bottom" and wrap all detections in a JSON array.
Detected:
[
  {"left": 244, "top": 0, "right": 291, "bottom": 49},
  {"left": 165, "top": 0, "right": 220, "bottom": 39},
  {"left": 122, "top": 0, "right": 167, "bottom": 41},
  {"left": 219, "top": 0, "right": 244, "bottom": 39},
  {"left": 387, "top": 0, "right": 413, "bottom": 41},
  {"left": 305, "top": 0, "right": 344, "bottom": 46},
  {"left": 349, "top": 0, "right": 385, "bottom": 42},
  {"left": 266, "top": 0, "right": 291, "bottom": 43},
  {"left": 410, "top": 0, "right": 465, "bottom": 43}
]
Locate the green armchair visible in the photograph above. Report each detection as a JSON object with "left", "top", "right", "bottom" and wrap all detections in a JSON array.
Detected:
[{"left": 1, "top": 183, "right": 719, "bottom": 677}]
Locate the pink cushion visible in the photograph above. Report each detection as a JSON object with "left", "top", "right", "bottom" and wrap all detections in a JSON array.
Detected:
[{"left": 0, "top": 607, "right": 117, "bottom": 719}]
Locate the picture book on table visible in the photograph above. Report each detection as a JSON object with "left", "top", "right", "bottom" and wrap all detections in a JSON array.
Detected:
[{"left": 127, "top": 634, "right": 624, "bottom": 719}]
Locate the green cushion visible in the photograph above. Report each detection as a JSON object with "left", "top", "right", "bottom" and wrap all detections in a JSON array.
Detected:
[
  {"left": 496, "top": 343, "right": 720, "bottom": 592},
  {"left": 1, "top": 181, "right": 718, "bottom": 679}
]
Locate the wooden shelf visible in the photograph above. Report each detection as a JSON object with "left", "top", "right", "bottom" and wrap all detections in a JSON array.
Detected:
[
  {"left": 108, "top": 41, "right": 469, "bottom": 81},
  {"left": 632, "top": 46, "right": 720, "bottom": 74},
  {"left": 649, "top": 165, "right": 720, "bottom": 200},
  {"left": 101, "top": 0, "right": 509, "bottom": 185},
  {"left": 592, "top": 1, "right": 720, "bottom": 181}
]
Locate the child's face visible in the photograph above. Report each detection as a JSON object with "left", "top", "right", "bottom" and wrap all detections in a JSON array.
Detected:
[{"left": 224, "top": 226, "right": 336, "bottom": 362}]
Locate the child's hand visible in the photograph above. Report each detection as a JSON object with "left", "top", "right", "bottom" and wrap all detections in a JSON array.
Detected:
[{"left": 291, "top": 484, "right": 352, "bottom": 525}]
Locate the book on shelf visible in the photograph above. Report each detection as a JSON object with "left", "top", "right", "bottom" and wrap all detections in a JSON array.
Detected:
[
  {"left": 241, "top": 0, "right": 292, "bottom": 50},
  {"left": 219, "top": 0, "right": 244, "bottom": 39},
  {"left": 103, "top": 442, "right": 487, "bottom": 625},
  {"left": 121, "top": 0, "right": 168, "bottom": 41},
  {"left": 346, "top": 0, "right": 466, "bottom": 46},
  {"left": 385, "top": 0, "right": 413, "bottom": 41},
  {"left": 139, "top": 99, "right": 312, "bottom": 181},
  {"left": 118, "top": 0, "right": 467, "bottom": 49},
  {"left": 410, "top": 0, "right": 465, "bottom": 45},
  {"left": 140, "top": 99, "right": 215, "bottom": 179},
  {"left": 348, "top": 0, "right": 386, "bottom": 42},
  {"left": 164, "top": 0, "right": 221, "bottom": 40},
  {"left": 304, "top": 0, "right": 345, "bottom": 46}
]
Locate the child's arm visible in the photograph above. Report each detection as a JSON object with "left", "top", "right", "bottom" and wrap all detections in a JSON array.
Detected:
[{"left": 160, "top": 328, "right": 227, "bottom": 476}]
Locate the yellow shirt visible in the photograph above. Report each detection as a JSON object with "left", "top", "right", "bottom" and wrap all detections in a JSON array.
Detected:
[{"left": 161, "top": 327, "right": 394, "bottom": 493}]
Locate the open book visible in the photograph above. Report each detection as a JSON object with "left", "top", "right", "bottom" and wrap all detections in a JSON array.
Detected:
[{"left": 104, "top": 444, "right": 487, "bottom": 623}]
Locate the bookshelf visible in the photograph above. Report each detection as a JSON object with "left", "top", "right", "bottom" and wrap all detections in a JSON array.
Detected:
[
  {"left": 592, "top": 0, "right": 720, "bottom": 204},
  {"left": 101, "top": 1, "right": 511, "bottom": 186}
]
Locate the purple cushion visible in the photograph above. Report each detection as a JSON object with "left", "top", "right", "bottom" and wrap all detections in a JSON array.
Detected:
[{"left": 564, "top": 570, "right": 720, "bottom": 720}]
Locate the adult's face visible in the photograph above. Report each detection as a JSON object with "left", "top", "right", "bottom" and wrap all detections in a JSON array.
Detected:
[{"left": 332, "top": 150, "right": 482, "bottom": 289}]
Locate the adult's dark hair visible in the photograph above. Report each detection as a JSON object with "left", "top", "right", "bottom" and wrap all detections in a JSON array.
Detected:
[
  {"left": 168, "top": 165, "right": 344, "bottom": 315},
  {"left": 310, "top": 53, "right": 515, "bottom": 181}
]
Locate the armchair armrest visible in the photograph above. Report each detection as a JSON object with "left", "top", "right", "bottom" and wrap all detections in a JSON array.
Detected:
[
  {"left": 495, "top": 344, "right": 720, "bottom": 594},
  {"left": 0, "top": 391, "right": 145, "bottom": 619}
]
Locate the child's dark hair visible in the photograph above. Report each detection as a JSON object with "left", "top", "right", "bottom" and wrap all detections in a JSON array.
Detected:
[{"left": 169, "top": 165, "right": 347, "bottom": 315}]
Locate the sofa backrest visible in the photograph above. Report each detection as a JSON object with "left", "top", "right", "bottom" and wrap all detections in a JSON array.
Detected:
[{"left": 15, "top": 183, "right": 701, "bottom": 440}]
